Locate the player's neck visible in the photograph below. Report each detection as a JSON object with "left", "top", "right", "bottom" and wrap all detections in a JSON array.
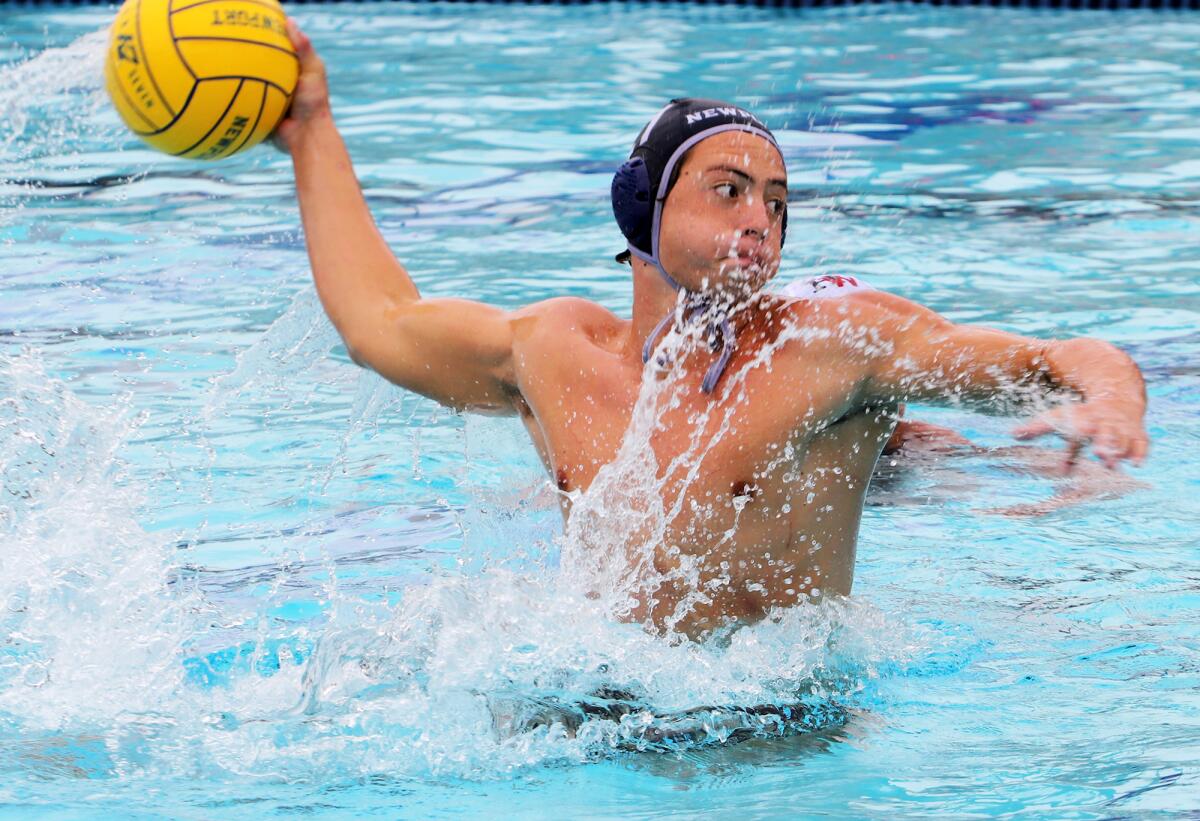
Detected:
[
  {"left": 626, "top": 261, "right": 767, "bottom": 362},
  {"left": 627, "top": 261, "right": 681, "bottom": 361}
]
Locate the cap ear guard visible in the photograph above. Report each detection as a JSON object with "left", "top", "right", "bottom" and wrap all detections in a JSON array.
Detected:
[
  {"left": 611, "top": 155, "right": 653, "bottom": 257},
  {"left": 780, "top": 202, "right": 788, "bottom": 249}
]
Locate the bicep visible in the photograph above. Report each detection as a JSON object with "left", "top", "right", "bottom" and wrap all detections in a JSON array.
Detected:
[
  {"left": 867, "top": 299, "right": 1053, "bottom": 412},
  {"left": 346, "top": 296, "right": 520, "bottom": 413}
]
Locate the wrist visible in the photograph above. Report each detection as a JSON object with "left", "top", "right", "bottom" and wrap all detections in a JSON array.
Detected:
[
  {"left": 283, "top": 107, "right": 336, "bottom": 154},
  {"left": 1085, "top": 394, "right": 1146, "bottom": 416},
  {"left": 1046, "top": 338, "right": 1146, "bottom": 412}
]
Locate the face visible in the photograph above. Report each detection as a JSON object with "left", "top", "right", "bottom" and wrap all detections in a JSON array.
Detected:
[{"left": 656, "top": 130, "right": 787, "bottom": 295}]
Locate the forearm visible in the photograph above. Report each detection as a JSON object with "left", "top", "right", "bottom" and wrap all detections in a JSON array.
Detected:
[
  {"left": 1040, "top": 337, "right": 1146, "bottom": 411},
  {"left": 275, "top": 21, "right": 519, "bottom": 411},
  {"left": 290, "top": 113, "right": 418, "bottom": 359},
  {"left": 871, "top": 289, "right": 1148, "bottom": 466}
]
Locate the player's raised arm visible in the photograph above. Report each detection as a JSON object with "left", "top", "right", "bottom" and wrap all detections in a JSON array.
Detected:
[
  {"left": 276, "top": 22, "right": 519, "bottom": 413},
  {"left": 860, "top": 291, "right": 1148, "bottom": 470}
]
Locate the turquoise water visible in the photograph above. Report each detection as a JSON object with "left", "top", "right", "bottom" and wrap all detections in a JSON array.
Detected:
[{"left": 2, "top": 4, "right": 1199, "bottom": 817}]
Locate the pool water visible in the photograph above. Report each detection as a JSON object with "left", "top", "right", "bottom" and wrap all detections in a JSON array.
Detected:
[{"left": 2, "top": 4, "right": 1199, "bottom": 818}]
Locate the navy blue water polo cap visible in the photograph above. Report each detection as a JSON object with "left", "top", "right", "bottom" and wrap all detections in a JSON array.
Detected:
[
  {"left": 611, "top": 97, "right": 787, "bottom": 283},
  {"left": 612, "top": 98, "right": 789, "bottom": 394}
]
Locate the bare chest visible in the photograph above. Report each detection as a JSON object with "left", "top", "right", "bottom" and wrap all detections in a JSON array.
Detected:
[{"left": 518, "top": 335, "right": 866, "bottom": 503}]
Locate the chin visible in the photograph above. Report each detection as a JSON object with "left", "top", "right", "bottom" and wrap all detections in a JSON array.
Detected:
[{"left": 715, "top": 265, "right": 775, "bottom": 296}]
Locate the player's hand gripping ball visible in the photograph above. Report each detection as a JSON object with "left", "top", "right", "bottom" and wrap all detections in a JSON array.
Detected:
[{"left": 104, "top": 0, "right": 298, "bottom": 160}]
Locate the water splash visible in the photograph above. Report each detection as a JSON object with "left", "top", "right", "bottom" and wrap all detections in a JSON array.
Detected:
[
  {"left": 0, "top": 25, "right": 940, "bottom": 777},
  {"left": 0, "top": 29, "right": 114, "bottom": 166},
  {"left": 0, "top": 350, "right": 191, "bottom": 729},
  {"left": 202, "top": 289, "right": 342, "bottom": 425},
  {"left": 0, "top": 27, "right": 126, "bottom": 246},
  {"left": 0, "top": 296, "right": 930, "bottom": 789},
  {"left": 558, "top": 289, "right": 889, "bottom": 634}
]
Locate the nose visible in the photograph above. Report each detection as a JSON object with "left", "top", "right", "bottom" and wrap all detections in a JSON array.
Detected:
[{"left": 740, "top": 196, "right": 771, "bottom": 241}]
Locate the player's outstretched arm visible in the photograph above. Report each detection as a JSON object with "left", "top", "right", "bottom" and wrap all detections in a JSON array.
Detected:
[
  {"left": 862, "top": 292, "right": 1148, "bottom": 471},
  {"left": 276, "top": 21, "right": 519, "bottom": 413}
]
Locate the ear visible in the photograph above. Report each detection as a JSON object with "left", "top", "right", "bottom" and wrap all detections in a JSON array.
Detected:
[{"left": 611, "top": 156, "right": 653, "bottom": 254}]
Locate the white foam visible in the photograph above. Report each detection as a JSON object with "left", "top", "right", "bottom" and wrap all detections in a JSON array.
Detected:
[{"left": 0, "top": 293, "right": 933, "bottom": 780}]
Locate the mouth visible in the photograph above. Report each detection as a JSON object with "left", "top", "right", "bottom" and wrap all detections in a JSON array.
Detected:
[{"left": 725, "top": 247, "right": 769, "bottom": 273}]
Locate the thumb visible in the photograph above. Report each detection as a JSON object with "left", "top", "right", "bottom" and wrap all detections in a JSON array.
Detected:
[
  {"left": 286, "top": 19, "right": 323, "bottom": 76},
  {"left": 1013, "top": 405, "right": 1077, "bottom": 441}
]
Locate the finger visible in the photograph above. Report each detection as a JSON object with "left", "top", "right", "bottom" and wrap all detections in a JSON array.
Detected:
[
  {"left": 285, "top": 17, "right": 303, "bottom": 49},
  {"left": 1132, "top": 435, "right": 1149, "bottom": 466},
  {"left": 1013, "top": 418, "right": 1056, "bottom": 441},
  {"left": 1062, "top": 437, "right": 1085, "bottom": 474},
  {"left": 287, "top": 20, "right": 319, "bottom": 70},
  {"left": 1118, "top": 433, "right": 1145, "bottom": 467},
  {"left": 1090, "top": 427, "right": 1121, "bottom": 470},
  {"left": 1101, "top": 425, "right": 1140, "bottom": 471},
  {"left": 1092, "top": 444, "right": 1119, "bottom": 471},
  {"left": 1116, "top": 431, "right": 1139, "bottom": 466}
]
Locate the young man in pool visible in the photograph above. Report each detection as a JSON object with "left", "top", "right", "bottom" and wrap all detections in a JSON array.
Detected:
[{"left": 277, "top": 23, "right": 1148, "bottom": 639}]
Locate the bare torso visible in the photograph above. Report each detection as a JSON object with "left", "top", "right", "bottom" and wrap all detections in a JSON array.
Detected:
[
  {"left": 279, "top": 35, "right": 1148, "bottom": 646},
  {"left": 509, "top": 290, "right": 897, "bottom": 638}
]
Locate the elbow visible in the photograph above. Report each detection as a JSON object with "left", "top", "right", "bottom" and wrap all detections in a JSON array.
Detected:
[
  {"left": 317, "top": 289, "right": 416, "bottom": 370},
  {"left": 345, "top": 343, "right": 370, "bottom": 369},
  {"left": 338, "top": 330, "right": 376, "bottom": 370},
  {"left": 338, "top": 301, "right": 411, "bottom": 371}
]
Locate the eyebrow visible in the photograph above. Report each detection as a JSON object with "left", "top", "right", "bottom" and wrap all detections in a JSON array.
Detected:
[{"left": 706, "top": 165, "right": 787, "bottom": 188}]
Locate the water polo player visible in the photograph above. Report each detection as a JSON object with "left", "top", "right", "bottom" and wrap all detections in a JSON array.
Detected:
[{"left": 276, "top": 22, "right": 1148, "bottom": 638}]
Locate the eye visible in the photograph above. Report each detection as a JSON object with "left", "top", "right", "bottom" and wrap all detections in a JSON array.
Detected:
[
  {"left": 714, "top": 183, "right": 737, "bottom": 199},
  {"left": 767, "top": 197, "right": 785, "bottom": 215}
]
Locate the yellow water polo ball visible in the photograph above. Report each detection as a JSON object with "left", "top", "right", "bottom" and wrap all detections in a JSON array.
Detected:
[{"left": 104, "top": 0, "right": 298, "bottom": 161}]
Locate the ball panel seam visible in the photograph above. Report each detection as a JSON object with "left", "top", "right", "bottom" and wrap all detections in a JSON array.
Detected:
[
  {"left": 171, "top": 78, "right": 244, "bottom": 157},
  {"left": 172, "top": 36, "right": 299, "bottom": 61},
  {"left": 138, "top": 82, "right": 201, "bottom": 138},
  {"left": 135, "top": 0, "right": 178, "bottom": 118},
  {"left": 166, "top": 0, "right": 198, "bottom": 80},
  {"left": 106, "top": 49, "right": 160, "bottom": 133},
  {"left": 170, "top": 0, "right": 283, "bottom": 15},
  {"left": 226, "top": 81, "right": 269, "bottom": 158},
  {"left": 184, "top": 75, "right": 292, "bottom": 98}
]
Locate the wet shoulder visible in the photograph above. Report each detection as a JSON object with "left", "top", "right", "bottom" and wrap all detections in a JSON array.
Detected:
[
  {"left": 512, "top": 296, "right": 622, "bottom": 349},
  {"left": 776, "top": 275, "right": 924, "bottom": 325},
  {"left": 770, "top": 276, "right": 938, "bottom": 361}
]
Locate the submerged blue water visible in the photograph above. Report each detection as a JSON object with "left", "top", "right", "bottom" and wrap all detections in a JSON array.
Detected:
[{"left": 1, "top": 4, "right": 1199, "bottom": 818}]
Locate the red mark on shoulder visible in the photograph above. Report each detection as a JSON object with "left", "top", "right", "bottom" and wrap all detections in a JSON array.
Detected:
[{"left": 814, "top": 274, "right": 859, "bottom": 289}]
